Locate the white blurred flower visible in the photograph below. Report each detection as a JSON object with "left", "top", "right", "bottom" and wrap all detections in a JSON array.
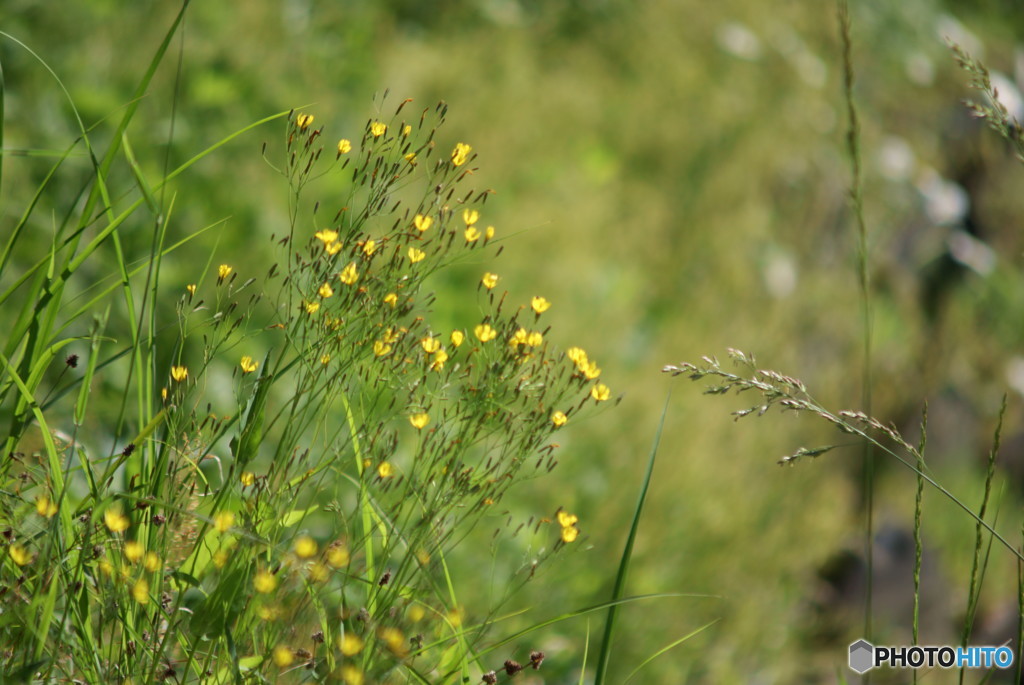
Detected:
[
  {"left": 948, "top": 229, "right": 995, "bottom": 276},
  {"left": 877, "top": 136, "right": 916, "bottom": 182},
  {"left": 716, "top": 22, "right": 762, "bottom": 61},
  {"left": 916, "top": 169, "right": 969, "bottom": 226}
]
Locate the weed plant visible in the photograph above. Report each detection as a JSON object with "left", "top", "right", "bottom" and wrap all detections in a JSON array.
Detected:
[{"left": 0, "top": 19, "right": 622, "bottom": 681}]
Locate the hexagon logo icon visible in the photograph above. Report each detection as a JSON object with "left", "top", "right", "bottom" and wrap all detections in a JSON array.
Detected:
[{"left": 849, "top": 639, "right": 874, "bottom": 674}]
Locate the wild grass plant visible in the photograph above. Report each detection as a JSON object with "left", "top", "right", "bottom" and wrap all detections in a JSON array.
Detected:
[
  {"left": 664, "top": 19, "right": 1024, "bottom": 682},
  {"left": 0, "top": 15, "right": 661, "bottom": 682}
]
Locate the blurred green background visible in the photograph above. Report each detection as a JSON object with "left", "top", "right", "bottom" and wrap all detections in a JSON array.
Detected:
[{"left": 5, "top": 0, "right": 1024, "bottom": 681}]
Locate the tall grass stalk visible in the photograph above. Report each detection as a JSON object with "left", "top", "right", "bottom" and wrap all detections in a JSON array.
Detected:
[
  {"left": 664, "top": 351, "right": 1024, "bottom": 564},
  {"left": 958, "top": 397, "right": 1006, "bottom": 684},
  {"left": 837, "top": 0, "right": 876, "bottom": 649},
  {"left": 912, "top": 405, "right": 927, "bottom": 685}
]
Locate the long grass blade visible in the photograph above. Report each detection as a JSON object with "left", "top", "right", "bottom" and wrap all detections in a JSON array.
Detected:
[
  {"left": 594, "top": 394, "right": 670, "bottom": 684},
  {"left": 622, "top": 618, "right": 720, "bottom": 684}
]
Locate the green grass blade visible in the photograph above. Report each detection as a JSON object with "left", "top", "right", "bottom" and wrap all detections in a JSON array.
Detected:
[
  {"left": 577, "top": 621, "right": 590, "bottom": 685},
  {"left": 621, "top": 618, "right": 720, "bottom": 683},
  {"left": 595, "top": 393, "right": 669, "bottom": 685},
  {"left": 0, "top": 46, "right": 5, "bottom": 199}
]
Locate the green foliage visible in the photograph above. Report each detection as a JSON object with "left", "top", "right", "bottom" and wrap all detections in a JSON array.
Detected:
[{"left": 0, "top": 13, "right": 624, "bottom": 682}]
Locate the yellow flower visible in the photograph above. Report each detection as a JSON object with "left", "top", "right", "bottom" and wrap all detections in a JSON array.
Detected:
[
  {"left": 474, "top": 323, "right": 497, "bottom": 342},
  {"left": 404, "top": 152, "right": 417, "bottom": 165},
  {"left": 379, "top": 626, "right": 406, "bottom": 656},
  {"left": 430, "top": 349, "right": 449, "bottom": 371},
  {"left": 408, "top": 604, "right": 426, "bottom": 622},
  {"left": 186, "top": 283, "right": 197, "bottom": 296},
  {"left": 9, "top": 544, "right": 32, "bottom": 566},
  {"left": 464, "top": 226, "right": 480, "bottom": 242},
  {"left": 341, "top": 665, "right": 364, "bottom": 685},
  {"left": 325, "top": 240, "right": 343, "bottom": 255},
  {"left": 144, "top": 552, "right": 161, "bottom": 572},
  {"left": 337, "top": 139, "right": 352, "bottom": 154},
  {"left": 481, "top": 272, "right": 499, "bottom": 289},
  {"left": 35, "top": 495, "right": 58, "bottom": 518},
  {"left": 254, "top": 569, "right": 277, "bottom": 594},
  {"left": 402, "top": 124, "right": 412, "bottom": 137},
  {"left": 170, "top": 365, "right": 188, "bottom": 382},
  {"left": 378, "top": 461, "right": 394, "bottom": 478},
  {"left": 362, "top": 239, "right": 377, "bottom": 256},
  {"left": 214, "top": 511, "right": 235, "bottom": 533},
  {"left": 557, "top": 510, "right": 580, "bottom": 543},
  {"left": 445, "top": 607, "right": 464, "bottom": 628},
  {"left": 218, "top": 264, "right": 232, "bottom": 280},
  {"left": 580, "top": 359, "right": 601, "bottom": 380},
  {"left": 526, "top": 331, "right": 543, "bottom": 347},
  {"left": 373, "top": 341, "right": 393, "bottom": 357},
  {"left": 451, "top": 142, "right": 472, "bottom": 166},
  {"left": 566, "top": 347, "right": 588, "bottom": 365},
  {"left": 383, "top": 292, "right": 398, "bottom": 307},
  {"left": 339, "top": 262, "right": 359, "bottom": 285},
  {"left": 485, "top": 226, "right": 495, "bottom": 239},
  {"left": 296, "top": 113, "right": 314, "bottom": 130},
  {"left": 240, "top": 471, "right": 256, "bottom": 487},
  {"left": 408, "top": 247, "right": 426, "bottom": 263},
  {"left": 370, "top": 121, "right": 387, "bottom": 137},
  {"left": 273, "top": 645, "right": 294, "bottom": 667},
  {"left": 320, "top": 354, "right": 331, "bottom": 365},
  {"left": 124, "top": 541, "right": 144, "bottom": 563},
  {"left": 409, "top": 413, "right": 430, "bottom": 430},
  {"left": 304, "top": 301, "right": 320, "bottom": 315},
  {"left": 104, "top": 507, "right": 130, "bottom": 533},
  {"left": 315, "top": 229, "right": 339, "bottom": 244},
  {"left": 294, "top": 535, "right": 318, "bottom": 559},
  {"left": 450, "top": 330, "right": 465, "bottom": 347},
  {"left": 591, "top": 383, "right": 611, "bottom": 402},
  {"left": 421, "top": 336, "right": 441, "bottom": 354},
  {"left": 132, "top": 578, "right": 149, "bottom": 604},
  {"left": 335, "top": 632, "right": 363, "bottom": 658},
  {"left": 240, "top": 356, "right": 259, "bottom": 374},
  {"left": 531, "top": 296, "right": 551, "bottom": 314},
  {"left": 510, "top": 328, "right": 529, "bottom": 347},
  {"left": 413, "top": 214, "right": 433, "bottom": 232},
  {"left": 463, "top": 208, "right": 479, "bottom": 225},
  {"left": 327, "top": 543, "right": 350, "bottom": 568},
  {"left": 308, "top": 561, "right": 329, "bottom": 582},
  {"left": 257, "top": 603, "right": 281, "bottom": 620},
  {"left": 551, "top": 411, "right": 568, "bottom": 427},
  {"left": 319, "top": 283, "right": 334, "bottom": 299}
]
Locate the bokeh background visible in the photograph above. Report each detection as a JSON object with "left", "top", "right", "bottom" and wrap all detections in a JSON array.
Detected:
[{"left": 5, "top": 0, "right": 1024, "bottom": 681}]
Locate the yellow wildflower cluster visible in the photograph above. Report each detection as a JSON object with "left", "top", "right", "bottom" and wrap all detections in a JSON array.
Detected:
[{"left": 557, "top": 509, "right": 580, "bottom": 543}]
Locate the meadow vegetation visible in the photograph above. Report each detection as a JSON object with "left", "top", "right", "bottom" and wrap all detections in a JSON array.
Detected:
[{"left": 3, "top": 1, "right": 1024, "bottom": 682}]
